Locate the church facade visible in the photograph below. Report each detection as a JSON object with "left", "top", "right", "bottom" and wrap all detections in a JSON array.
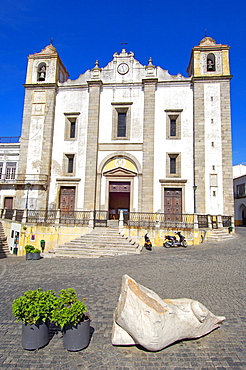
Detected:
[{"left": 13, "top": 37, "right": 233, "bottom": 220}]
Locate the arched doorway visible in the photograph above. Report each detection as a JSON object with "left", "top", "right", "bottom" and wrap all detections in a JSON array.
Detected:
[
  {"left": 238, "top": 204, "right": 246, "bottom": 226},
  {"left": 97, "top": 153, "right": 142, "bottom": 217},
  {"left": 108, "top": 181, "right": 130, "bottom": 220}
]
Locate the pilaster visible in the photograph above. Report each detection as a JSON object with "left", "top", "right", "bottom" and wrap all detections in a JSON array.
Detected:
[
  {"left": 220, "top": 80, "right": 234, "bottom": 215},
  {"left": 83, "top": 80, "right": 102, "bottom": 210},
  {"left": 141, "top": 78, "right": 158, "bottom": 212},
  {"left": 193, "top": 81, "right": 206, "bottom": 214}
]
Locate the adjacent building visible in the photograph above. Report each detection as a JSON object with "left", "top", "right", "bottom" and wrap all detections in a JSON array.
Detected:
[{"left": 233, "top": 164, "right": 246, "bottom": 226}]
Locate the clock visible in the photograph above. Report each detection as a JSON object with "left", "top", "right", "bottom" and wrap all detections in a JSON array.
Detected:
[{"left": 117, "top": 63, "right": 129, "bottom": 75}]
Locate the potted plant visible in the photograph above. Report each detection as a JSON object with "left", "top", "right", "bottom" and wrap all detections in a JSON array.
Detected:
[
  {"left": 24, "top": 245, "right": 41, "bottom": 260},
  {"left": 32, "top": 248, "right": 41, "bottom": 260},
  {"left": 25, "top": 245, "right": 35, "bottom": 260},
  {"left": 51, "top": 288, "right": 90, "bottom": 351},
  {"left": 12, "top": 288, "right": 58, "bottom": 350}
]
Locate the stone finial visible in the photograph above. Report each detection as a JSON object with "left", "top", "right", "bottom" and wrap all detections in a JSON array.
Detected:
[
  {"left": 91, "top": 60, "right": 101, "bottom": 79},
  {"left": 145, "top": 57, "right": 156, "bottom": 77}
]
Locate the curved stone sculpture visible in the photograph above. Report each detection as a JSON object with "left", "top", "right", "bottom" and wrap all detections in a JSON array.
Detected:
[{"left": 112, "top": 275, "right": 225, "bottom": 351}]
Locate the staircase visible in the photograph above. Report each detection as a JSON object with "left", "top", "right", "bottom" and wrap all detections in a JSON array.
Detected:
[
  {"left": 49, "top": 227, "right": 142, "bottom": 258},
  {"left": 206, "top": 229, "right": 235, "bottom": 242},
  {"left": 0, "top": 222, "right": 9, "bottom": 258}
]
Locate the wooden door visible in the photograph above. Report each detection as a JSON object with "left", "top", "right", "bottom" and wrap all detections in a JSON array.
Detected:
[
  {"left": 164, "top": 188, "right": 182, "bottom": 220},
  {"left": 4, "top": 197, "right": 13, "bottom": 209},
  {"left": 109, "top": 182, "right": 130, "bottom": 219},
  {"left": 59, "top": 187, "right": 75, "bottom": 215}
]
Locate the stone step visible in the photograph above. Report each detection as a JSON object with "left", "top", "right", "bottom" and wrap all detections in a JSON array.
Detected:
[
  {"left": 51, "top": 227, "right": 141, "bottom": 258},
  {"left": 53, "top": 248, "right": 138, "bottom": 256},
  {"left": 63, "top": 239, "right": 138, "bottom": 246},
  {"left": 54, "top": 243, "right": 140, "bottom": 251},
  {"left": 206, "top": 230, "right": 235, "bottom": 241},
  {"left": 0, "top": 222, "right": 10, "bottom": 258}
]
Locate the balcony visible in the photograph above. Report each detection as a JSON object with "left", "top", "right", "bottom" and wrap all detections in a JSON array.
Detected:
[
  {"left": 234, "top": 192, "right": 246, "bottom": 199},
  {"left": 0, "top": 174, "right": 48, "bottom": 187}
]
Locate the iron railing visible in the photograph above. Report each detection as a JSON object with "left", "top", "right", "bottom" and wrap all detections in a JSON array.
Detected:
[
  {"left": 222, "top": 216, "right": 232, "bottom": 227},
  {"left": 197, "top": 215, "right": 209, "bottom": 228},
  {"left": 125, "top": 212, "right": 194, "bottom": 229},
  {"left": 234, "top": 192, "right": 246, "bottom": 199},
  {"left": 94, "top": 210, "right": 108, "bottom": 227},
  {"left": 27, "top": 210, "right": 57, "bottom": 224},
  {"left": 0, "top": 208, "right": 232, "bottom": 230},
  {"left": 59, "top": 210, "right": 90, "bottom": 226},
  {"left": 0, "top": 173, "right": 48, "bottom": 185},
  {"left": 125, "top": 212, "right": 156, "bottom": 228}
]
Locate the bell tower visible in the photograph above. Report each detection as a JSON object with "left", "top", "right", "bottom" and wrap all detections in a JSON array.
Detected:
[
  {"left": 16, "top": 44, "right": 69, "bottom": 209},
  {"left": 25, "top": 43, "right": 69, "bottom": 85},
  {"left": 188, "top": 37, "right": 233, "bottom": 216},
  {"left": 187, "top": 36, "right": 230, "bottom": 78}
]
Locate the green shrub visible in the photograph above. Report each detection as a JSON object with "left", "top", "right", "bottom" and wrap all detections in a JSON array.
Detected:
[
  {"left": 12, "top": 288, "right": 58, "bottom": 325},
  {"left": 24, "top": 245, "right": 35, "bottom": 253},
  {"left": 32, "top": 249, "right": 41, "bottom": 254},
  {"left": 51, "top": 288, "right": 87, "bottom": 329}
]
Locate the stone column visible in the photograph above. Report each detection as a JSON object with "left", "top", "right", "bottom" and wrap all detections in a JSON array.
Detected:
[
  {"left": 83, "top": 80, "right": 102, "bottom": 210},
  {"left": 193, "top": 81, "right": 206, "bottom": 214},
  {"left": 141, "top": 78, "right": 157, "bottom": 212}
]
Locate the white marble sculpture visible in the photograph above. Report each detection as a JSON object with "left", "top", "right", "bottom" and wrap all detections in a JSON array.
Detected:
[{"left": 112, "top": 275, "right": 225, "bottom": 351}]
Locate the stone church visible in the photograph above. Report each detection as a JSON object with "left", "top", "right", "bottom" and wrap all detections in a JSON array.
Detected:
[{"left": 13, "top": 36, "right": 233, "bottom": 220}]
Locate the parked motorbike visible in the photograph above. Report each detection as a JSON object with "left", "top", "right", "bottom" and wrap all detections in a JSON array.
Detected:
[
  {"left": 163, "top": 231, "right": 187, "bottom": 248},
  {"left": 144, "top": 233, "right": 152, "bottom": 250}
]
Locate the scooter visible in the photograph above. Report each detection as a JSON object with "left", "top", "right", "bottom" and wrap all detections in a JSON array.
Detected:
[
  {"left": 163, "top": 231, "right": 188, "bottom": 248},
  {"left": 144, "top": 233, "right": 152, "bottom": 250}
]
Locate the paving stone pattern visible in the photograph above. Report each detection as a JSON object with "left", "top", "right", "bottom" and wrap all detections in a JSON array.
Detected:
[{"left": 0, "top": 228, "right": 246, "bottom": 369}]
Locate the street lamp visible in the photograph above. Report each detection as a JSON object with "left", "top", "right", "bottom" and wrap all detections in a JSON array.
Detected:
[
  {"left": 25, "top": 182, "right": 31, "bottom": 209},
  {"left": 193, "top": 185, "right": 197, "bottom": 214}
]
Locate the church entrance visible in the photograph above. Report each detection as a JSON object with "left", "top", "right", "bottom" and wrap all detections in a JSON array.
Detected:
[
  {"left": 108, "top": 182, "right": 130, "bottom": 220},
  {"left": 164, "top": 188, "right": 182, "bottom": 220},
  {"left": 59, "top": 187, "right": 75, "bottom": 215}
]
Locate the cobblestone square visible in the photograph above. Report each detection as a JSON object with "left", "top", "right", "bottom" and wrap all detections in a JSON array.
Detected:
[{"left": 0, "top": 228, "right": 245, "bottom": 369}]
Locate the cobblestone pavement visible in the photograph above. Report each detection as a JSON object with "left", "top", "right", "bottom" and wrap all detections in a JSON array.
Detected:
[{"left": 0, "top": 227, "right": 246, "bottom": 369}]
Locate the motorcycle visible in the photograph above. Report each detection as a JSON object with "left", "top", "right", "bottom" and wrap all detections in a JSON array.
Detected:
[
  {"left": 144, "top": 233, "right": 152, "bottom": 250},
  {"left": 163, "top": 231, "right": 188, "bottom": 248}
]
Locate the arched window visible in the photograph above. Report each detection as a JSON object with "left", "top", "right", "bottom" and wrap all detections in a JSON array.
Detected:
[
  {"left": 37, "top": 63, "right": 46, "bottom": 81},
  {"left": 207, "top": 53, "right": 215, "bottom": 71}
]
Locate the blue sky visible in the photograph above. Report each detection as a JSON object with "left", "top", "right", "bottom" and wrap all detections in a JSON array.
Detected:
[{"left": 0, "top": 0, "right": 245, "bottom": 165}]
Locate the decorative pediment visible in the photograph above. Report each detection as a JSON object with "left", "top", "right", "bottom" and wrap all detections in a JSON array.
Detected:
[{"left": 103, "top": 167, "right": 137, "bottom": 177}]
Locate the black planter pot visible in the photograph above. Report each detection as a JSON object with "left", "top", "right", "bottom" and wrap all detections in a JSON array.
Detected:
[
  {"left": 63, "top": 319, "right": 90, "bottom": 351},
  {"left": 22, "top": 321, "right": 49, "bottom": 350},
  {"left": 26, "top": 253, "right": 33, "bottom": 260},
  {"left": 32, "top": 252, "right": 40, "bottom": 260}
]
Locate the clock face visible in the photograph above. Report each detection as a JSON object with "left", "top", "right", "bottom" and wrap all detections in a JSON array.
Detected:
[{"left": 117, "top": 63, "right": 129, "bottom": 75}]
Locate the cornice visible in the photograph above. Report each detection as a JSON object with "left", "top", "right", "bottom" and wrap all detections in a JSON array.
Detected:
[
  {"left": 191, "top": 75, "right": 233, "bottom": 82},
  {"left": 142, "top": 78, "right": 158, "bottom": 85},
  {"left": 23, "top": 83, "right": 58, "bottom": 89}
]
